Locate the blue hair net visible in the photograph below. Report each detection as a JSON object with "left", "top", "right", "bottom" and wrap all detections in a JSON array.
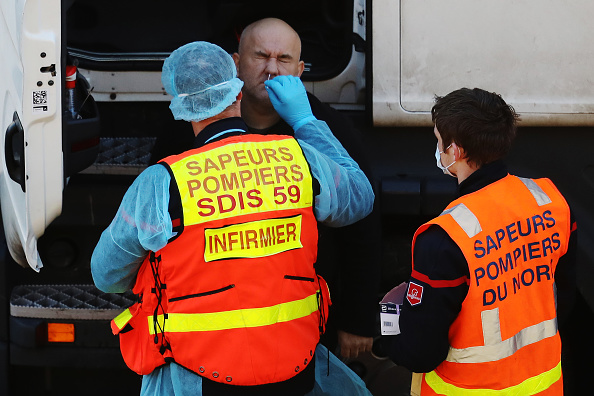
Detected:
[{"left": 162, "top": 41, "right": 243, "bottom": 122}]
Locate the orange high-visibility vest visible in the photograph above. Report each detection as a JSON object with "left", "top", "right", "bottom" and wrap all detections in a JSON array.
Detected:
[
  {"left": 112, "top": 134, "right": 331, "bottom": 386},
  {"left": 411, "top": 175, "right": 570, "bottom": 395}
]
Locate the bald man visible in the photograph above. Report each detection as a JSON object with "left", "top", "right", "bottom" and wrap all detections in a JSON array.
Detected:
[
  {"left": 233, "top": 18, "right": 304, "bottom": 129},
  {"left": 234, "top": 18, "right": 381, "bottom": 360}
]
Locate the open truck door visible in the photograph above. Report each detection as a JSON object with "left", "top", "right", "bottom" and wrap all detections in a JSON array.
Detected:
[
  {"left": 371, "top": 0, "right": 594, "bottom": 127},
  {"left": 1, "top": 0, "right": 63, "bottom": 271},
  {"left": 1, "top": 0, "right": 99, "bottom": 272}
]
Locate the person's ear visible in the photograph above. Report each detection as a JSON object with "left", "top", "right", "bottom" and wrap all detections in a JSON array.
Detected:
[
  {"left": 232, "top": 53, "right": 240, "bottom": 73},
  {"left": 236, "top": 91, "right": 243, "bottom": 101},
  {"left": 296, "top": 60, "right": 305, "bottom": 77},
  {"left": 451, "top": 143, "right": 464, "bottom": 160}
]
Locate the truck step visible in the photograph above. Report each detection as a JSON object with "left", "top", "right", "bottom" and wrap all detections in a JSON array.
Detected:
[
  {"left": 81, "top": 137, "right": 156, "bottom": 175},
  {"left": 10, "top": 284, "right": 136, "bottom": 320}
]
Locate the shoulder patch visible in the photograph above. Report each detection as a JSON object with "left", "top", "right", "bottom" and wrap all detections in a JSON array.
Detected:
[{"left": 407, "top": 281, "right": 424, "bottom": 306}]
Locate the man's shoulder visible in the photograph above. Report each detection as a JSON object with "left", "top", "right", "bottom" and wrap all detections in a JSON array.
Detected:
[
  {"left": 137, "top": 163, "right": 171, "bottom": 182},
  {"left": 305, "top": 91, "right": 359, "bottom": 133},
  {"left": 306, "top": 92, "right": 333, "bottom": 115},
  {"left": 414, "top": 224, "right": 470, "bottom": 278},
  {"left": 416, "top": 224, "right": 453, "bottom": 250}
]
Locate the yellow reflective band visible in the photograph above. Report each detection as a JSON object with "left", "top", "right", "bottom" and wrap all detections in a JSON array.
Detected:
[
  {"left": 169, "top": 139, "right": 313, "bottom": 226},
  {"left": 425, "top": 361, "right": 561, "bottom": 395},
  {"left": 149, "top": 292, "right": 319, "bottom": 334},
  {"left": 204, "top": 216, "right": 303, "bottom": 262},
  {"left": 113, "top": 308, "right": 133, "bottom": 330}
]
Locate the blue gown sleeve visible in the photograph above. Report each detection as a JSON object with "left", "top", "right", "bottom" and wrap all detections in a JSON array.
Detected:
[
  {"left": 294, "top": 119, "right": 374, "bottom": 227},
  {"left": 91, "top": 165, "right": 174, "bottom": 293}
]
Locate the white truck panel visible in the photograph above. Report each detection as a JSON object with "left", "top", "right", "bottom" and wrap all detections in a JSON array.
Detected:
[{"left": 373, "top": 0, "right": 594, "bottom": 126}]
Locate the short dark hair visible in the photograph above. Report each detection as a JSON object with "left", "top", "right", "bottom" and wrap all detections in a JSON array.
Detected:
[{"left": 431, "top": 88, "right": 520, "bottom": 168}]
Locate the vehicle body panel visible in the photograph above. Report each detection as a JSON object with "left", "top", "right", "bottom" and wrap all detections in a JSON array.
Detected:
[
  {"left": 372, "top": 0, "right": 594, "bottom": 126},
  {"left": 0, "top": 0, "right": 63, "bottom": 271}
]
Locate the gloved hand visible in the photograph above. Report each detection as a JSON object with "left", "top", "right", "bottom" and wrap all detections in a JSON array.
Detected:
[{"left": 264, "top": 75, "right": 316, "bottom": 131}]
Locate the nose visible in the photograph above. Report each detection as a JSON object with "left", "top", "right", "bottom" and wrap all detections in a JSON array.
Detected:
[{"left": 264, "top": 58, "right": 279, "bottom": 77}]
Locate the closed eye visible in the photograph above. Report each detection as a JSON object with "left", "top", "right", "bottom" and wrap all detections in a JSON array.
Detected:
[{"left": 254, "top": 50, "right": 270, "bottom": 60}]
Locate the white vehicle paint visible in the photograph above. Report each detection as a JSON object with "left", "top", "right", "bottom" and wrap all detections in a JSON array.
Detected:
[
  {"left": 0, "top": 0, "right": 63, "bottom": 271},
  {"left": 372, "top": 0, "right": 594, "bottom": 126}
]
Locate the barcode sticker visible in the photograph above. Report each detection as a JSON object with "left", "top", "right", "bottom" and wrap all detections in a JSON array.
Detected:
[
  {"left": 32, "top": 90, "right": 49, "bottom": 113},
  {"left": 33, "top": 90, "right": 47, "bottom": 105},
  {"left": 380, "top": 311, "right": 400, "bottom": 335},
  {"left": 379, "top": 282, "right": 406, "bottom": 335}
]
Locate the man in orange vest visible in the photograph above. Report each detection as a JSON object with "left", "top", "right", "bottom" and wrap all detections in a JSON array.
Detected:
[
  {"left": 91, "top": 41, "right": 374, "bottom": 395},
  {"left": 382, "top": 88, "right": 576, "bottom": 395}
]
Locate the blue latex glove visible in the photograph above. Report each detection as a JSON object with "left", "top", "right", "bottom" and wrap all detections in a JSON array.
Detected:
[{"left": 265, "top": 75, "right": 316, "bottom": 131}]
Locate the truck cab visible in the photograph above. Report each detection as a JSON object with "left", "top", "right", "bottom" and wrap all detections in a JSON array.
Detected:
[{"left": 1, "top": 0, "right": 593, "bottom": 394}]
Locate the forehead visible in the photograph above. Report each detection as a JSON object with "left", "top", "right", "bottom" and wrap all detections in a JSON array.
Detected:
[{"left": 244, "top": 25, "right": 301, "bottom": 57}]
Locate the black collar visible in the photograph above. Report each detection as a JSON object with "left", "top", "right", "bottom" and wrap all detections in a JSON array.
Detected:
[
  {"left": 458, "top": 160, "right": 509, "bottom": 197},
  {"left": 193, "top": 117, "right": 249, "bottom": 148},
  {"left": 246, "top": 118, "right": 294, "bottom": 137}
]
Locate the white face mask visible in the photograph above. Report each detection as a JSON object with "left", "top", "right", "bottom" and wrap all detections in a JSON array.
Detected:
[{"left": 435, "top": 143, "right": 456, "bottom": 177}]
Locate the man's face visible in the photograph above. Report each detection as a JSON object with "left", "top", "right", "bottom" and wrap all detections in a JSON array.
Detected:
[{"left": 233, "top": 25, "right": 305, "bottom": 105}]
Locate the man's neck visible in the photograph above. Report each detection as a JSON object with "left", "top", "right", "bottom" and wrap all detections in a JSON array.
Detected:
[
  {"left": 454, "top": 161, "right": 480, "bottom": 185},
  {"left": 191, "top": 106, "right": 241, "bottom": 136},
  {"left": 241, "top": 99, "right": 281, "bottom": 130}
]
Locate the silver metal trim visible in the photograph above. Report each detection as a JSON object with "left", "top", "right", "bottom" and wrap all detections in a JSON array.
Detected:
[{"left": 68, "top": 47, "right": 169, "bottom": 63}]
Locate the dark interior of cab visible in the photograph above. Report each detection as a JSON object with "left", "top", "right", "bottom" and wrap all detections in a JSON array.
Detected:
[{"left": 65, "top": 0, "right": 354, "bottom": 80}]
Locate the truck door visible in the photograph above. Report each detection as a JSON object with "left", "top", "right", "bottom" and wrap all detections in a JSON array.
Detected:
[
  {"left": 0, "top": 0, "right": 63, "bottom": 271},
  {"left": 371, "top": 0, "right": 594, "bottom": 127}
]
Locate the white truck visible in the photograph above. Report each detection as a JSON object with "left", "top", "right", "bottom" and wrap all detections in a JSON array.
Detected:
[{"left": 1, "top": 0, "right": 592, "bottom": 394}]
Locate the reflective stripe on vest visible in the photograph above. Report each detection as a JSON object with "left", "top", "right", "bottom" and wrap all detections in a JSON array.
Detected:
[
  {"left": 517, "top": 177, "right": 552, "bottom": 206},
  {"left": 441, "top": 203, "right": 482, "bottom": 238},
  {"left": 446, "top": 307, "right": 558, "bottom": 363},
  {"left": 425, "top": 361, "right": 562, "bottom": 395},
  {"left": 112, "top": 308, "right": 133, "bottom": 332},
  {"left": 439, "top": 178, "right": 553, "bottom": 239},
  {"left": 149, "top": 291, "right": 320, "bottom": 334}
]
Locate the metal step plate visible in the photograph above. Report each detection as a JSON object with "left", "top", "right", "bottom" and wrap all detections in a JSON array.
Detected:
[
  {"left": 10, "top": 284, "right": 135, "bottom": 320},
  {"left": 81, "top": 137, "right": 156, "bottom": 175}
]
